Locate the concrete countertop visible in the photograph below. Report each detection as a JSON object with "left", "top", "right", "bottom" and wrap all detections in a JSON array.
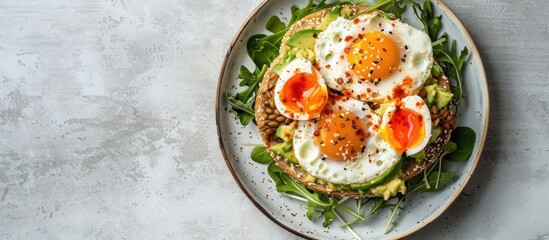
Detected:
[{"left": 0, "top": 0, "right": 548, "bottom": 239}]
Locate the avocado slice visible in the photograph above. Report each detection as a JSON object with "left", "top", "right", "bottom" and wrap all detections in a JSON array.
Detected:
[
  {"left": 281, "top": 141, "right": 293, "bottom": 152},
  {"left": 317, "top": 6, "right": 340, "bottom": 30},
  {"left": 270, "top": 142, "right": 298, "bottom": 164},
  {"left": 285, "top": 29, "right": 322, "bottom": 49},
  {"left": 436, "top": 91, "right": 454, "bottom": 109},
  {"left": 350, "top": 160, "right": 403, "bottom": 190},
  {"left": 431, "top": 65, "right": 441, "bottom": 77},
  {"left": 273, "top": 49, "right": 297, "bottom": 75},
  {"left": 275, "top": 124, "right": 296, "bottom": 142},
  {"left": 422, "top": 84, "right": 437, "bottom": 106}
]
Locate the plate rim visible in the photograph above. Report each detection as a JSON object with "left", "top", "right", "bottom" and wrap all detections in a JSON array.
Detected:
[{"left": 215, "top": 0, "right": 490, "bottom": 239}]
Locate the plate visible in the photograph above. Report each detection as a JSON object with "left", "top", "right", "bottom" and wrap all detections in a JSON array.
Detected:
[{"left": 216, "top": 0, "right": 488, "bottom": 239}]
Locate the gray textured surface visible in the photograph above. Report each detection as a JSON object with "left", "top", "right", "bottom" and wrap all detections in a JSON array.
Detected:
[{"left": 0, "top": 0, "right": 547, "bottom": 239}]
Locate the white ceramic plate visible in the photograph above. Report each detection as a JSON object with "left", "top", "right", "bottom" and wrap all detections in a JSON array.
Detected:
[{"left": 216, "top": 1, "right": 488, "bottom": 239}]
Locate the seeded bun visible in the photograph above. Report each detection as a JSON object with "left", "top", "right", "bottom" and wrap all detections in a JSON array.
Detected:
[{"left": 254, "top": 5, "right": 455, "bottom": 198}]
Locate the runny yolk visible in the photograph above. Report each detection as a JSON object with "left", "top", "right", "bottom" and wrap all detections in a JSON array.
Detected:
[
  {"left": 381, "top": 107, "right": 425, "bottom": 153},
  {"left": 314, "top": 110, "right": 368, "bottom": 161},
  {"left": 346, "top": 31, "right": 399, "bottom": 83},
  {"left": 279, "top": 72, "right": 327, "bottom": 119}
]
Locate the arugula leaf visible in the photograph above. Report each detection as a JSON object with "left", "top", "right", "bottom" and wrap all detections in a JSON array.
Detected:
[
  {"left": 246, "top": 34, "right": 267, "bottom": 62},
  {"left": 267, "top": 162, "right": 334, "bottom": 207},
  {"left": 306, "top": 201, "right": 316, "bottom": 220},
  {"left": 446, "top": 126, "right": 476, "bottom": 162},
  {"left": 421, "top": 141, "right": 456, "bottom": 189},
  {"left": 433, "top": 38, "right": 469, "bottom": 111},
  {"left": 265, "top": 16, "right": 286, "bottom": 33},
  {"left": 250, "top": 146, "right": 273, "bottom": 164},
  {"left": 323, "top": 206, "right": 335, "bottom": 227},
  {"left": 413, "top": 171, "right": 456, "bottom": 192},
  {"left": 267, "top": 161, "right": 284, "bottom": 186},
  {"left": 227, "top": 65, "right": 267, "bottom": 126},
  {"left": 226, "top": 90, "right": 254, "bottom": 126},
  {"left": 278, "top": 173, "right": 335, "bottom": 207},
  {"left": 366, "top": 0, "right": 393, "bottom": 13},
  {"left": 250, "top": 41, "right": 278, "bottom": 70},
  {"left": 385, "top": 195, "right": 405, "bottom": 234}
]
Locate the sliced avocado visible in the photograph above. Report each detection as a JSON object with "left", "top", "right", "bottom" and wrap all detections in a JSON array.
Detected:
[
  {"left": 281, "top": 141, "right": 293, "bottom": 152},
  {"left": 350, "top": 160, "right": 403, "bottom": 190},
  {"left": 374, "top": 102, "right": 393, "bottom": 116},
  {"left": 431, "top": 65, "right": 442, "bottom": 77},
  {"left": 327, "top": 182, "right": 337, "bottom": 192},
  {"left": 422, "top": 84, "right": 437, "bottom": 106},
  {"left": 273, "top": 49, "right": 297, "bottom": 75},
  {"left": 436, "top": 91, "right": 454, "bottom": 109},
  {"left": 317, "top": 6, "right": 340, "bottom": 30},
  {"left": 304, "top": 174, "right": 317, "bottom": 183},
  {"left": 340, "top": 5, "right": 353, "bottom": 18},
  {"left": 270, "top": 142, "right": 298, "bottom": 164},
  {"left": 275, "top": 124, "right": 296, "bottom": 142},
  {"left": 285, "top": 29, "right": 322, "bottom": 49},
  {"left": 336, "top": 184, "right": 352, "bottom": 191}
]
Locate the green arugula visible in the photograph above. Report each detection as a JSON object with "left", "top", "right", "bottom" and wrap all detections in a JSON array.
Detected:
[
  {"left": 250, "top": 146, "right": 274, "bottom": 164},
  {"left": 446, "top": 127, "right": 476, "bottom": 162},
  {"left": 268, "top": 162, "right": 334, "bottom": 207}
]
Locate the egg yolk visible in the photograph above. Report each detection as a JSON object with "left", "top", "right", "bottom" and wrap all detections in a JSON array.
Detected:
[
  {"left": 347, "top": 31, "right": 399, "bottom": 83},
  {"left": 279, "top": 72, "right": 328, "bottom": 119},
  {"left": 381, "top": 107, "right": 425, "bottom": 153},
  {"left": 314, "top": 110, "right": 368, "bottom": 161}
]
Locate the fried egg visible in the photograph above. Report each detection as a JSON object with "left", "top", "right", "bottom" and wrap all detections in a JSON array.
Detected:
[
  {"left": 293, "top": 96, "right": 401, "bottom": 184},
  {"left": 381, "top": 95, "right": 432, "bottom": 155},
  {"left": 315, "top": 12, "right": 433, "bottom": 102},
  {"left": 274, "top": 58, "right": 329, "bottom": 120}
]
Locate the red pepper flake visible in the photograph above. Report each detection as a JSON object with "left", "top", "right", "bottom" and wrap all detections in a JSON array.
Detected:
[{"left": 391, "top": 77, "right": 413, "bottom": 99}]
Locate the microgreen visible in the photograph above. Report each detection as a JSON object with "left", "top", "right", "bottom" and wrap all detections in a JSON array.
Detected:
[{"left": 385, "top": 195, "right": 405, "bottom": 234}]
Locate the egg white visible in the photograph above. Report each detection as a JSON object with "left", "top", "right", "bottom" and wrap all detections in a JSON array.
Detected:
[
  {"left": 293, "top": 97, "right": 401, "bottom": 185},
  {"left": 381, "top": 95, "right": 432, "bottom": 155},
  {"left": 315, "top": 12, "right": 433, "bottom": 102}
]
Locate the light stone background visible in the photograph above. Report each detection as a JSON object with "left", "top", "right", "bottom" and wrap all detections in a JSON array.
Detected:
[{"left": 0, "top": 0, "right": 548, "bottom": 239}]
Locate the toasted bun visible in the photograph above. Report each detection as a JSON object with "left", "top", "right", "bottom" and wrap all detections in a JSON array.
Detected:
[{"left": 255, "top": 6, "right": 454, "bottom": 198}]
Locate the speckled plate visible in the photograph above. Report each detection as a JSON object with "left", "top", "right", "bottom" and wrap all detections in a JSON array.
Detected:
[{"left": 216, "top": 0, "right": 488, "bottom": 239}]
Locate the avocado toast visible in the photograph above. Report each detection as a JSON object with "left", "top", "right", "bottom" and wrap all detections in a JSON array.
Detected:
[{"left": 254, "top": 5, "right": 457, "bottom": 198}]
